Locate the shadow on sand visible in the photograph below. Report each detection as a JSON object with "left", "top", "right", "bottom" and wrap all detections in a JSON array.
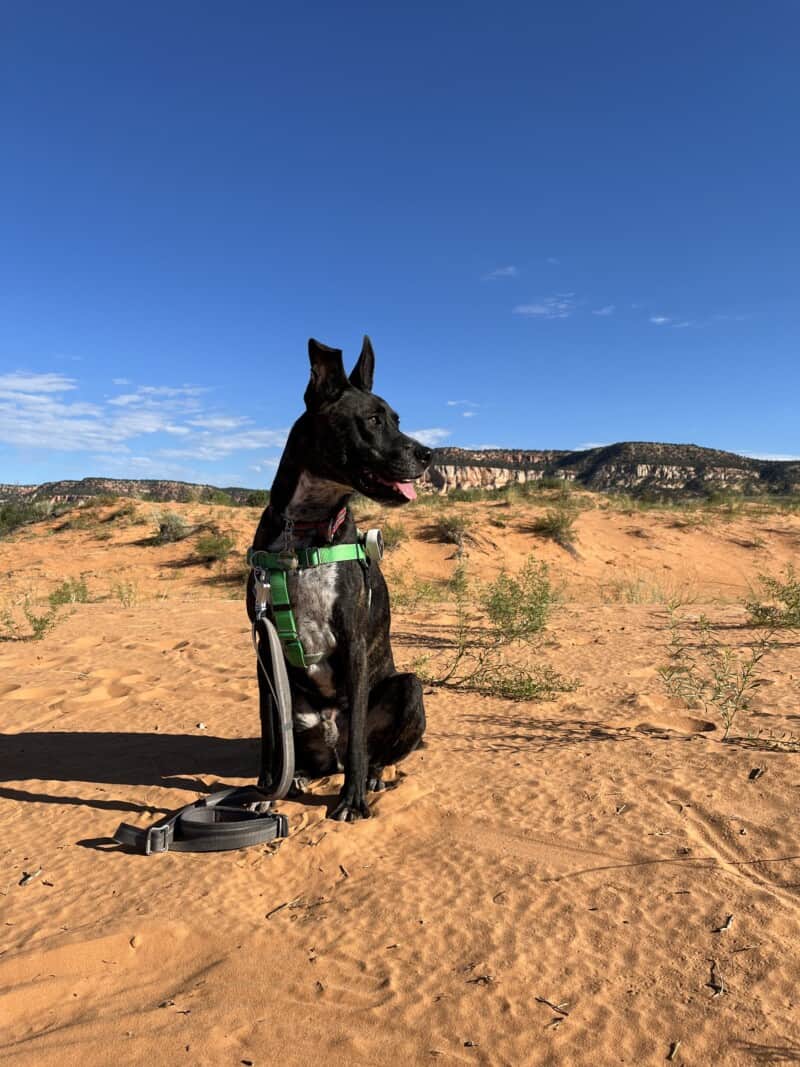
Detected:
[{"left": 0, "top": 730, "right": 260, "bottom": 816}]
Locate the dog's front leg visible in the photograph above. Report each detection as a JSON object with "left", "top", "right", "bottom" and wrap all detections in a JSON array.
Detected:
[{"left": 330, "top": 634, "right": 371, "bottom": 822}]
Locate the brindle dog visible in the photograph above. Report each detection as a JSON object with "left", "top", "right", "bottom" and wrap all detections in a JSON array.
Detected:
[{"left": 247, "top": 337, "right": 431, "bottom": 821}]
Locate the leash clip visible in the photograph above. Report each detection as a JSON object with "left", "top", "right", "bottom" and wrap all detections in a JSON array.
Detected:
[{"left": 253, "top": 567, "right": 272, "bottom": 619}]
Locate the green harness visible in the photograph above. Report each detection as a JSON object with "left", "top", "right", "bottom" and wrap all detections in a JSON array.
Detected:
[{"left": 247, "top": 543, "right": 367, "bottom": 669}]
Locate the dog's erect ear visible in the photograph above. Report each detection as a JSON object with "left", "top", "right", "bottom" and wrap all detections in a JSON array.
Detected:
[
  {"left": 305, "top": 338, "right": 348, "bottom": 407},
  {"left": 348, "top": 335, "right": 375, "bottom": 392}
]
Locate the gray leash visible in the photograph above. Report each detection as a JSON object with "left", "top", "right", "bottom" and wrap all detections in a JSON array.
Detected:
[{"left": 113, "top": 614, "right": 296, "bottom": 855}]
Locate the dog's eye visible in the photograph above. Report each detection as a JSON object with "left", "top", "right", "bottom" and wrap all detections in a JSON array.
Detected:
[{"left": 368, "top": 414, "right": 381, "bottom": 426}]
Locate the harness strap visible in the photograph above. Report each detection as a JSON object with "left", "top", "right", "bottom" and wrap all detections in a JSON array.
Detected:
[
  {"left": 247, "top": 543, "right": 368, "bottom": 669},
  {"left": 248, "top": 543, "right": 367, "bottom": 571}
]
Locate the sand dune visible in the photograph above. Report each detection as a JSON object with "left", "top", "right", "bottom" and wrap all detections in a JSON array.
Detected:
[{"left": 1, "top": 494, "right": 799, "bottom": 1065}]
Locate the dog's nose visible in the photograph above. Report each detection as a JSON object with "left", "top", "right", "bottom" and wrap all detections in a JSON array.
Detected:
[{"left": 415, "top": 444, "right": 432, "bottom": 466}]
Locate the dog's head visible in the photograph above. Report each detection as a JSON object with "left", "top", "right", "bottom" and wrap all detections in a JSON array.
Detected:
[{"left": 301, "top": 336, "right": 432, "bottom": 506}]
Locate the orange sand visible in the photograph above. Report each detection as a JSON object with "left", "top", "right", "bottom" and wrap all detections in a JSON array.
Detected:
[{"left": 1, "top": 494, "right": 799, "bottom": 1066}]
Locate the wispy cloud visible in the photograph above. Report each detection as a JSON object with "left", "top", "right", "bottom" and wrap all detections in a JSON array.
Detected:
[
  {"left": 513, "top": 293, "right": 576, "bottom": 319},
  {"left": 0, "top": 371, "right": 78, "bottom": 395},
  {"left": 159, "top": 428, "right": 288, "bottom": 461},
  {"left": 187, "top": 415, "right": 251, "bottom": 431},
  {"left": 408, "top": 427, "right": 451, "bottom": 447},
  {"left": 0, "top": 371, "right": 286, "bottom": 462},
  {"left": 739, "top": 451, "right": 800, "bottom": 462},
  {"left": 462, "top": 411, "right": 476, "bottom": 418},
  {"left": 592, "top": 305, "right": 615, "bottom": 316},
  {"left": 108, "top": 384, "right": 208, "bottom": 407},
  {"left": 482, "top": 265, "right": 518, "bottom": 281},
  {"left": 446, "top": 400, "right": 479, "bottom": 409},
  {"left": 546, "top": 257, "right": 560, "bottom": 265},
  {"left": 112, "top": 377, "right": 131, "bottom": 386},
  {"left": 650, "top": 315, "right": 696, "bottom": 328}
]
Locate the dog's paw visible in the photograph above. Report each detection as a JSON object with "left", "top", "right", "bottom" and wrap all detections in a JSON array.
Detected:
[
  {"left": 288, "top": 776, "right": 311, "bottom": 797},
  {"left": 367, "top": 775, "right": 386, "bottom": 793},
  {"left": 329, "top": 797, "right": 371, "bottom": 822}
]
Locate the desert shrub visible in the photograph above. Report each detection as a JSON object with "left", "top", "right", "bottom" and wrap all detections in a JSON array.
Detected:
[
  {"left": 23, "top": 599, "right": 57, "bottom": 640},
  {"left": 482, "top": 557, "right": 554, "bottom": 640},
  {"left": 245, "top": 490, "right": 270, "bottom": 507},
  {"left": 48, "top": 577, "right": 89, "bottom": 608},
  {"left": 208, "top": 489, "right": 234, "bottom": 506},
  {"left": 746, "top": 565, "right": 800, "bottom": 628},
  {"left": 155, "top": 511, "right": 190, "bottom": 543},
  {"left": 2, "top": 589, "right": 59, "bottom": 640},
  {"left": 659, "top": 611, "right": 775, "bottom": 740},
  {"left": 382, "top": 521, "right": 407, "bottom": 552},
  {"left": 101, "top": 500, "right": 137, "bottom": 524},
  {"left": 195, "top": 531, "right": 236, "bottom": 562},
  {"left": 431, "top": 513, "right": 472, "bottom": 547},
  {"left": 0, "top": 501, "right": 49, "bottom": 538},
  {"left": 529, "top": 507, "right": 577, "bottom": 548},
  {"left": 416, "top": 557, "right": 575, "bottom": 701}
]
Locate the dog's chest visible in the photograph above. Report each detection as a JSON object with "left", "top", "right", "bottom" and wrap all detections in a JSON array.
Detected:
[{"left": 285, "top": 565, "right": 338, "bottom": 666}]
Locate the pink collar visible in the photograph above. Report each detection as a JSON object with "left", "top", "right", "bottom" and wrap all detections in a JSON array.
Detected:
[{"left": 279, "top": 505, "right": 348, "bottom": 543}]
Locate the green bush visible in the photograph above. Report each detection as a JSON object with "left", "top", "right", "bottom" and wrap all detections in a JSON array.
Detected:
[
  {"left": 207, "top": 489, "right": 234, "bottom": 506},
  {"left": 155, "top": 511, "right": 190, "bottom": 543},
  {"left": 746, "top": 565, "right": 800, "bottom": 628},
  {"left": 0, "top": 501, "right": 49, "bottom": 538},
  {"left": 482, "top": 557, "right": 554, "bottom": 640},
  {"left": 195, "top": 531, "right": 236, "bottom": 562},
  {"left": 416, "top": 556, "right": 575, "bottom": 701},
  {"left": 530, "top": 507, "right": 577, "bottom": 547}
]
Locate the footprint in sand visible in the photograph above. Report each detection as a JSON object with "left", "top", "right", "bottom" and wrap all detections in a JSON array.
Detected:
[{"left": 636, "top": 715, "right": 717, "bottom": 735}]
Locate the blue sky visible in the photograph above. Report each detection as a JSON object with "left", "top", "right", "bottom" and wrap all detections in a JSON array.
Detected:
[{"left": 2, "top": 1, "right": 798, "bottom": 487}]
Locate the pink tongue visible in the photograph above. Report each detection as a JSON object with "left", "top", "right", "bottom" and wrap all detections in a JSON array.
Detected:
[{"left": 393, "top": 481, "right": 417, "bottom": 501}]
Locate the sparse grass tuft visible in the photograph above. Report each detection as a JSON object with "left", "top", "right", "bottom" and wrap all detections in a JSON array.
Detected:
[
  {"left": 381, "top": 521, "right": 407, "bottom": 552},
  {"left": 385, "top": 570, "right": 444, "bottom": 611},
  {"left": 600, "top": 571, "right": 696, "bottom": 609},
  {"left": 48, "top": 577, "right": 90, "bottom": 608},
  {"left": 111, "top": 581, "right": 138, "bottom": 608}
]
